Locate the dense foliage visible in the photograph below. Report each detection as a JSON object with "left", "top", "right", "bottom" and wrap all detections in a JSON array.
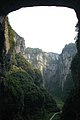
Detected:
[
  {"left": 0, "top": 51, "right": 59, "bottom": 120},
  {"left": 71, "top": 53, "right": 80, "bottom": 86},
  {"left": 60, "top": 22, "right": 80, "bottom": 120},
  {"left": 61, "top": 89, "right": 80, "bottom": 120},
  {"left": 34, "top": 68, "right": 43, "bottom": 87},
  {"left": 61, "top": 53, "right": 80, "bottom": 120},
  {"left": 15, "top": 53, "right": 35, "bottom": 79},
  {"left": 61, "top": 73, "right": 74, "bottom": 101}
]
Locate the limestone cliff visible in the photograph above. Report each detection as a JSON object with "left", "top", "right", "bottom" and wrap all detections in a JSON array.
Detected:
[
  {"left": 58, "top": 43, "right": 77, "bottom": 90},
  {"left": 14, "top": 31, "right": 26, "bottom": 55},
  {"left": 25, "top": 47, "right": 59, "bottom": 77},
  {"left": 24, "top": 43, "right": 77, "bottom": 100},
  {"left": 45, "top": 43, "right": 77, "bottom": 99},
  {"left": 3, "top": 17, "right": 26, "bottom": 71}
]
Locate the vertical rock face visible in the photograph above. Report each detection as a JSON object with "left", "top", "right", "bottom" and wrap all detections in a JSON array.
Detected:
[
  {"left": 4, "top": 17, "right": 10, "bottom": 54},
  {"left": 3, "top": 18, "right": 26, "bottom": 71},
  {"left": 25, "top": 48, "right": 46, "bottom": 74},
  {"left": 43, "top": 52, "right": 59, "bottom": 85},
  {"left": 58, "top": 43, "right": 77, "bottom": 90},
  {"left": 25, "top": 47, "right": 59, "bottom": 77},
  {"left": 14, "top": 31, "right": 26, "bottom": 55},
  {"left": 45, "top": 43, "right": 77, "bottom": 99}
]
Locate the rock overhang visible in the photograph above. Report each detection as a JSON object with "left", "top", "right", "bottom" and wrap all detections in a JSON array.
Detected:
[{"left": 0, "top": 0, "right": 80, "bottom": 16}]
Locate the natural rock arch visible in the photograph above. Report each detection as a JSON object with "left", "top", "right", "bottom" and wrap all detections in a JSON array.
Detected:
[
  {"left": 0, "top": 1, "right": 80, "bottom": 120},
  {"left": 0, "top": 0, "right": 80, "bottom": 16}
]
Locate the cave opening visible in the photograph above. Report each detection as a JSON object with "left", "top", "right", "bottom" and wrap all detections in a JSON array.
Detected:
[
  {"left": 7, "top": 6, "right": 78, "bottom": 102},
  {"left": 0, "top": 3, "right": 79, "bottom": 119}
]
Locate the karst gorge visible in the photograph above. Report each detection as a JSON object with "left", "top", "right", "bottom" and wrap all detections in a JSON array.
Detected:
[{"left": 0, "top": 0, "right": 80, "bottom": 120}]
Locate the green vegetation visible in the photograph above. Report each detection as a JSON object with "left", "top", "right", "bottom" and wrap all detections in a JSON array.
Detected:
[
  {"left": 60, "top": 23, "right": 80, "bottom": 120},
  {"left": 42, "top": 111, "right": 54, "bottom": 120},
  {"left": 15, "top": 53, "right": 35, "bottom": 79},
  {"left": 34, "top": 68, "right": 43, "bottom": 87},
  {"left": 0, "top": 20, "right": 59, "bottom": 119},
  {"left": 55, "top": 97, "right": 64, "bottom": 110},
  {"left": 61, "top": 89, "right": 76, "bottom": 120},
  {"left": 0, "top": 50, "right": 59, "bottom": 120},
  {"left": 5, "top": 19, "right": 80, "bottom": 120},
  {"left": 71, "top": 53, "right": 80, "bottom": 85},
  {"left": 61, "top": 73, "right": 74, "bottom": 102},
  {"left": 61, "top": 53, "right": 80, "bottom": 120}
]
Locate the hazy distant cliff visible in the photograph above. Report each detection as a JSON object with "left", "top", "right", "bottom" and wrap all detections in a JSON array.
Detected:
[
  {"left": 58, "top": 43, "right": 77, "bottom": 90},
  {"left": 45, "top": 43, "right": 77, "bottom": 99},
  {"left": 25, "top": 47, "right": 59, "bottom": 76}
]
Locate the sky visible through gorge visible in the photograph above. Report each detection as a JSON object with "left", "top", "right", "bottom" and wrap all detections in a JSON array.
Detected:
[{"left": 8, "top": 6, "right": 78, "bottom": 54}]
